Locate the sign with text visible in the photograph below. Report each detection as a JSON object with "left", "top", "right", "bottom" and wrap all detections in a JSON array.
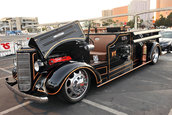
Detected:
[
  {"left": 0, "top": 42, "right": 13, "bottom": 51},
  {"left": 0, "top": 41, "right": 15, "bottom": 57}
]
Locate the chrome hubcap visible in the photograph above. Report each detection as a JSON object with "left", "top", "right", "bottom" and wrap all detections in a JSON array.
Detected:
[
  {"left": 65, "top": 69, "right": 89, "bottom": 100},
  {"left": 152, "top": 48, "right": 159, "bottom": 63}
]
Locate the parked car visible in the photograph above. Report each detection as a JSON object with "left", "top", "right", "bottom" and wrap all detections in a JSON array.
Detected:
[
  {"left": 6, "top": 21, "right": 161, "bottom": 103},
  {"left": 6, "top": 30, "right": 22, "bottom": 36},
  {"left": 159, "top": 30, "right": 172, "bottom": 53}
]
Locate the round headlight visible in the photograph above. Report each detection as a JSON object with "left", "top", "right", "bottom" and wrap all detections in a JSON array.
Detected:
[{"left": 34, "top": 61, "right": 39, "bottom": 72}]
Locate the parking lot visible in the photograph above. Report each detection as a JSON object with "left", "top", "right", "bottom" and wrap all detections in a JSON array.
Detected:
[{"left": 0, "top": 53, "right": 172, "bottom": 115}]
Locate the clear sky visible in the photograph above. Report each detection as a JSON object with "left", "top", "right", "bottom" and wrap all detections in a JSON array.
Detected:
[{"left": 0, "top": 0, "right": 156, "bottom": 24}]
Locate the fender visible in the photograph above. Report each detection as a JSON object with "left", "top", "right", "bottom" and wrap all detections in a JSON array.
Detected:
[
  {"left": 45, "top": 62, "right": 101, "bottom": 95},
  {"left": 149, "top": 42, "right": 162, "bottom": 60}
]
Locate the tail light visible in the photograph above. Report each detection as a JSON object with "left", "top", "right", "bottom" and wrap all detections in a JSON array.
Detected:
[{"left": 49, "top": 56, "right": 72, "bottom": 65}]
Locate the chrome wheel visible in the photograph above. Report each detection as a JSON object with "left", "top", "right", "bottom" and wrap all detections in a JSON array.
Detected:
[
  {"left": 152, "top": 47, "right": 159, "bottom": 64},
  {"left": 64, "top": 69, "right": 89, "bottom": 102}
]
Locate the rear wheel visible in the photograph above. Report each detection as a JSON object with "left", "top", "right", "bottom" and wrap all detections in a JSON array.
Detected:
[
  {"left": 61, "top": 69, "right": 90, "bottom": 103},
  {"left": 151, "top": 46, "right": 159, "bottom": 64}
]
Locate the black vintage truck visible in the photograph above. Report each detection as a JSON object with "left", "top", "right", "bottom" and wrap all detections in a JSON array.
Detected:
[{"left": 6, "top": 21, "right": 161, "bottom": 103}]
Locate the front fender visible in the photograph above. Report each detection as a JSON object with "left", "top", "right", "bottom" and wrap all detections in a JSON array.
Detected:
[{"left": 45, "top": 62, "right": 101, "bottom": 95}]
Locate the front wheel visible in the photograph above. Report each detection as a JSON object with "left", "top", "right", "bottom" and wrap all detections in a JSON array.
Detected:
[
  {"left": 61, "top": 69, "right": 90, "bottom": 103},
  {"left": 151, "top": 46, "right": 159, "bottom": 64}
]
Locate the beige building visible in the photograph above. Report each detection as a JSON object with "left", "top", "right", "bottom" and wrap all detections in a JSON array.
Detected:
[
  {"left": 102, "top": 6, "right": 128, "bottom": 25},
  {"left": 102, "top": 10, "right": 113, "bottom": 17},
  {"left": 0, "top": 17, "right": 38, "bottom": 31}
]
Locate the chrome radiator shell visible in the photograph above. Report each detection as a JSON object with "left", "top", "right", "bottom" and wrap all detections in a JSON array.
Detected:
[{"left": 17, "top": 53, "right": 32, "bottom": 92}]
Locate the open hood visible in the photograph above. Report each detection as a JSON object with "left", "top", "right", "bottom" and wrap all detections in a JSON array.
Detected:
[{"left": 29, "top": 21, "right": 85, "bottom": 59}]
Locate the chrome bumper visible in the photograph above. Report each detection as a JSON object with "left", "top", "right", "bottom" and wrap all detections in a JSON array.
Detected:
[{"left": 5, "top": 78, "right": 48, "bottom": 103}]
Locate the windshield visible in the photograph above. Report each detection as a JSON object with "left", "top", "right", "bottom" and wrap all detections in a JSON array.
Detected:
[{"left": 161, "top": 31, "right": 172, "bottom": 38}]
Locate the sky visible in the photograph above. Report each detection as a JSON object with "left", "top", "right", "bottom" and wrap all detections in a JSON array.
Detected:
[{"left": 0, "top": 0, "right": 156, "bottom": 24}]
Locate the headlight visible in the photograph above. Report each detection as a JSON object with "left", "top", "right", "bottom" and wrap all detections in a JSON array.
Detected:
[
  {"left": 34, "top": 61, "right": 39, "bottom": 72},
  {"left": 34, "top": 60, "right": 44, "bottom": 72},
  {"left": 13, "top": 59, "right": 17, "bottom": 67}
]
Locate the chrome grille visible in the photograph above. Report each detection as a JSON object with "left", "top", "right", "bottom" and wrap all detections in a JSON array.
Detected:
[{"left": 17, "top": 53, "right": 32, "bottom": 91}]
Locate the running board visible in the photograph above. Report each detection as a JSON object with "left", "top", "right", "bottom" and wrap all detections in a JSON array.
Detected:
[{"left": 97, "top": 60, "right": 152, "bottom": 87}]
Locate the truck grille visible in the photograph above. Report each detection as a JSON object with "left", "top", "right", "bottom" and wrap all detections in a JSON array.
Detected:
[{"left": 17, "top": 53, "right": 32, "bottom": 92}]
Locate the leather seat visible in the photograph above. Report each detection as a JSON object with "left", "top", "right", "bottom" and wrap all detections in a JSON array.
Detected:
[
  {"left": 90, "top": 51, "right": 106, "bottom": 61},
  {"left": 89, "top": 35, "right": 116, "bottom": 61}
]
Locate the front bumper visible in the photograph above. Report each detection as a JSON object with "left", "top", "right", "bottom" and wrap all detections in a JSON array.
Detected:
[{"left": 5, "top": 78, "right": 48, "bottom": 103}]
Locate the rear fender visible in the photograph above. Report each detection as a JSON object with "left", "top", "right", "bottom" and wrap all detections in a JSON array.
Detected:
[
  {"left": 46, "top": 62, "right": 101, "bottom": 95},
  {"left": 149, "top": 42, "right": 162, "bottom": 60}
]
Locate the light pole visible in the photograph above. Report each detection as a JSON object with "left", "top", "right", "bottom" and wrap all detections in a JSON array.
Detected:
[{"left": 134, "top": 15, "right": 138, "bottom": 29}]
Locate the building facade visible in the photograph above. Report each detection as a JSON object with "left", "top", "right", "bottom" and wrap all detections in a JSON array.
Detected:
[
  {"left": 112, "top": 6, "right": 128, "bottom": 25},
  {"left": 102, "top": 10, "right": 113, "bottom": 17},
  {"left": 102, "top": 6, "right": 128, "bottom": 25},
  {"left": 156, "top": 0, "right": 172, "bottom": 20},
  {"left": 128, "top": 0, "right": 153, "bottom": 21},
  {"left": 0, "top": 17, "right": 38, "bottom": 31}
]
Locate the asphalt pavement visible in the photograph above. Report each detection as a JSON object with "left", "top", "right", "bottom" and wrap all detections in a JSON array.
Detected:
[{"left": 0, "top": 53, "right": 172, "bottom": 115}]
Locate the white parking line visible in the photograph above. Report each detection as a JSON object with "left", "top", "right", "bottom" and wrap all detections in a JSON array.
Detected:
[
  {"left": 0, "top": 68, "right": 12, "bottom": 80},
  {"left": 0, "top": 68, "right": 11, "bottom": 74},
  {"left": 168, "top": 108, "right": 172, "bottom": 115},
  {"left": 0, "top": 57, "right": 14, "bottom": 62},
  {"left": 0, "top": 101, "right": 32, "bottom": 115},
  {"left": 0, "top": 75, "right": 12, "bottom": 80},
  {"left": 82, "top": 99, "right": 128, "bottom": 115},
  {"left": 162, "top": 52, "right": 167, "bottom": 55},
  {"left": 4, "top": 66, "right": 14, "bottom": 69},
  {"left": 0, "top": 99, "right": 128, "bottom": 115}
]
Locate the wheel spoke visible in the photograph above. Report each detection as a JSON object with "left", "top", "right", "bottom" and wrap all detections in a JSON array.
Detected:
[{"left": 67, "top": 89, "right": 74, "bottom": 97}]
